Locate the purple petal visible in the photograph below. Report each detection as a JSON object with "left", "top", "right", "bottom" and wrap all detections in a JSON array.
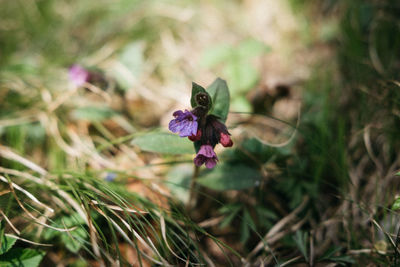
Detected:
[
  {"left": 191, "top": 121, "right": 198, "bottom": 136},
  {"left": 187, "top": 111, "right": 197, "bottom": 121},
  {"left": 198, "top": 145, "right": 215, "bottom": 158},
  {"left": 194, "top": 145, "right": 218, "bottom": 168},
  {"left": 173, "top": 110, "right": 184, "bottom": 117},
  {"left": 194, "top": 155, "right": 205, "bottom": 166},
  {"left": 169, "top": 119, "right": 184, "bottom": 133},
  {"left": 179, "top": 121, "right": 198, "bottom": 137},
  {"left": 205, "top": 158, "right": 217, "bottom": 169},
  {"left": 169, "top": 109, "right": 198, "bottom": 137},
  {"left": 178, "top": 122, "right": 192, "bottom": 137}
]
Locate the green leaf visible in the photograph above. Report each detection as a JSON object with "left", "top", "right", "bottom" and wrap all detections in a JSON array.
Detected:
[
  {"left": 293, "top": 231, "right": 309, "bottom": 261},
  {"left": 231, "top": 96, "right": 252, "bottom": 113},
  {"left": 240, "top": 210, "right": 255, "bottom": 244},
  {"left": 0, "top": 236, "right": 16, "bottom": 256},
  {"left": 197, "top": 164, "right": 261, "bottom": 191},
  {"left": 237, "top": 39, "right": 271, "bottom": 59},
  {"left": 0, "top": 222, "right": 16, "bottom": 256},
  {"left": 190, "top": 82, "right": 211, "bottom": 109},
  {"left": 120, "top": 42, "right": 145, "bottom": 77},
  {"left": 223, "top": 61, "right": 259, "bottom": 95},
  {"left": 219, "top": 204, "right": 242, "bottom": 228},
  {"left": 200, "top": 44, "right": 232, "bottom": 67},
  {"left": 396, "top": 171, "right": 400, "bottom": 176},
  {"left": 319, "top": 246, "right": 342, "bottom": 260},
  {"left": 71, "top": 106, "right": 116, "bottom": 122},
  {"left": 0, "top": 248, "right": 45, "bottom": 267},
  {"left": 206, "top": 78, "right": 230, "bottom": 122},
  {"left": 62, "top": 228, "right": 87, "bottom": 253},
  {"left": 0, "top": 236, "right": 16, "bottom": 255},
  {"left": 112, "top": 41, "right": 145, "bottom": 90},
  {"left": 256, "top": 206, "right": 277, "bottom": 221},
  {"left": 43, "top": 212, "right": 87, "bottom": 245},
  {"left": 131, "top": 132, "right": 194, "bottom": 154},
  {"left": 392, "top": 197, "right": 400, "bottom": 210}
]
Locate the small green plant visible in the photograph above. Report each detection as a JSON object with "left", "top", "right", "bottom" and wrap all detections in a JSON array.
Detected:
[{"left": 0, "top": 223, "right": 45, "bottom": 267}]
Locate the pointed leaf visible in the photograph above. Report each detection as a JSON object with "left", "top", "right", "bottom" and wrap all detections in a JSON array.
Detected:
[
  {"left": 240, "top": 210, "right": 256, "bottom": 243},
  {"left": 293, "top": 231, "right": 309, "bottom": 261},
  {"left": 219, "top": 205, "right": 242, "bottom": 228},
  {"left": 207, "top": 78, "right": 230, "bottom": 122},
  {"left": 131, "top": 132, "right": 194, "bottom": 154},
  {"left": 0, "top": 236, "right": 16, "bottom": 255}
]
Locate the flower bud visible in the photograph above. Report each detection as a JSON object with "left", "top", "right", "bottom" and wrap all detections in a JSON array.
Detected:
[
  {"left": 195, "top": 92, "right": 211, "bottom": 108},
  {"left": 220, "top": 132, "right": 233, "bottom": 147}
]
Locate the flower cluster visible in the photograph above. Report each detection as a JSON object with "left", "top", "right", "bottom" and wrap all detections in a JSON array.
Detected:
[{"left": 169, "top": 90, "right": 232, "bottom": 169}]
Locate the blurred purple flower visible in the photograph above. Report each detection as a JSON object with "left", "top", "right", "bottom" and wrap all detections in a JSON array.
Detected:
[
  {"left": 194, "top": 145, "right": 218, "bottom": 169},
  {"left": 169, "top": 110, "right": 198, "bottom": 137},
  {"left": 105, "top": 172, "right": 117, "bottom": 182},
  {"left": 69, "top": 64, "right": 89, "bottom": 86}
]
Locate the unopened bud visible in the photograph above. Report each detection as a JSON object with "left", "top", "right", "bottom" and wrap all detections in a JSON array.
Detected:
[{"left": 195, "top": 92, "right": 211, "bottom": 108}]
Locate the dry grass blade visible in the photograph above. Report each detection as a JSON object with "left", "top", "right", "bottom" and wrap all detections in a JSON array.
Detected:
[
  {"left": 0, "top": 115, "right": 37, "bottom": 127},
  {"left": 0, "top": 145, "right": 47, "bottom": 175},
  {"left": 363, "top": 125, "right": 384, "bottom": 175},
  {"left": 0, "top": 189, "right": 11, "bottom": 196},
  {"left": 90, "top": 200, "right": 148, "bottom": 214},
  {"left": 84, "top": 209, "right": 103, "bottom": 266},
  {"left": 5, "top": 234, "right": 53, "bottom": 247},
  {"left": 0, "top": 210, "right": 20, "bottom": 235},
  {"left": 244, "top": 103, "right": 301, "bottom": 148},
  {"left": 248, "top": 196, "right": 309, "bottom": 258},
  {"left": 279, "top": 255, "right": 302, "bottom": 267},
  {"left": 6, "top": 179, "right": 76, "bottom": 232},
  {"left": 372, "top": 219, "right": 400, "bottom": 254},
  {"left": 93, "top": 205, "right": 165, "bottom": 265},
  {"left": 0, "top": 175, "right": 54, "bottom": 213},
  {"left": 160, "top": 215, "right": 204, "bottom": 266},
  {"left": 0, "top": 167, "right": 45, "bottom": 185},
  {"left": 55, "top": 190, "right": 89, "bottom": 225}
]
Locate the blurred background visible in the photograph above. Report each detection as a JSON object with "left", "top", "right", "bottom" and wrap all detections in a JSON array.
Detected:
[{"left": 1, "top": 0, "right": 400, "bottom": 266}]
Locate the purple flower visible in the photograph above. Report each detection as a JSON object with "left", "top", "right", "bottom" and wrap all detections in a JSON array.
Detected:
[
  {"left": 169, "top": 110, "right": 198, "bottom": 137},
  {"left": 194, "top": 145, "right": 218, "bottom": 169},
  {"left": 69, "top": 64, "right": 89, "bottom": 86},
  {"left": 105, "top": 172, "right": 117, "bottom": 182}
]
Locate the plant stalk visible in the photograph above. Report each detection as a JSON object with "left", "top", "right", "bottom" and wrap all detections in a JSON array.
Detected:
[{"left": 187, "top": 165, "right": 200, "bottom": 211}]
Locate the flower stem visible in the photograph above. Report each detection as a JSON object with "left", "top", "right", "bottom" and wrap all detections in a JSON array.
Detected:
[{"left": 187, "top": 165, "right": 200, "bottom": 210}]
